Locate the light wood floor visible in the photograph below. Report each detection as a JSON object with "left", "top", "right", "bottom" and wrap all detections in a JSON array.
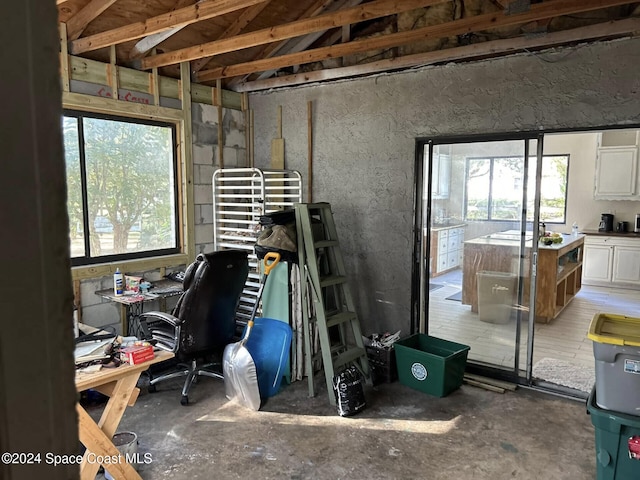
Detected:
[{"left": 427, "top": 268, "right": 640, "bottom": 382}]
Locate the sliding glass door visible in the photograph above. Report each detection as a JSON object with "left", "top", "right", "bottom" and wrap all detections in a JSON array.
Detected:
[{"left": 415, "top": 135, "right": 542, "bottom": 380}]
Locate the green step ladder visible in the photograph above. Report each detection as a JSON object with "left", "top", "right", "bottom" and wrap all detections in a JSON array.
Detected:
[{"left": 294, "top": 202, "right": 371, "bottom": 405}]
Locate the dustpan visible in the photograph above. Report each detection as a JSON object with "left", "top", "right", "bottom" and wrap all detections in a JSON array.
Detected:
[
  {"left": 223, "top": 252, "right": 280, "bottom": 410},
  {"left": 245, "top": 317, "right": 292, "bottom": 398}
]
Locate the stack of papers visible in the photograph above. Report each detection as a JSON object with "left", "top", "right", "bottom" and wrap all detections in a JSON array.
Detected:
[{"left": 74, "top": 337, "right": 115, "bottom": 364}]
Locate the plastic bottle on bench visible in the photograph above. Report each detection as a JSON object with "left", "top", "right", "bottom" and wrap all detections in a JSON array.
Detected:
[{"left": 113, "top": 268, "right": 124, "bottom": 296}]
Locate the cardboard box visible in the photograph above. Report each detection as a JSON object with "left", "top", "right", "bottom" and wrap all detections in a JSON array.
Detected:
[{"left": 120, "top": 345, "right": 154, "bottom": 365}]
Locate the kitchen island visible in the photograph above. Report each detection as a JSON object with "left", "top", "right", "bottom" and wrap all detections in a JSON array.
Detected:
[{"left": 462, "top": 231, "right": 585, "bottom": 323}]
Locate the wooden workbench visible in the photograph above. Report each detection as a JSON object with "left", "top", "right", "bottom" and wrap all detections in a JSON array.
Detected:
[
  {"left": 75, "top": 350, "right": 173, "bottom": 480},
  {"left": 462, "top": 232, "right": 584, "bottom": 323}
]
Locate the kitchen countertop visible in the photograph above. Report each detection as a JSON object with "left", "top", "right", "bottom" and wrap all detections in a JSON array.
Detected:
[
  {"left": 431, "top": 222, "right": 466, "bottom": 231},
  {"left": 464, "top": 230, "right": 585, "bottom": 250},
  {"left": 581, "top": 229, "right": 640, "bottom": 238}
]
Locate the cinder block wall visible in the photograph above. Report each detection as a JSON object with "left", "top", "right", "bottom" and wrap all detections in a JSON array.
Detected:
[
  {"left": 192, "top": 103, "right": 248, "bottom": 254},
  {"left": 249, "top": 37, "right": 640, "bottom": 336}
]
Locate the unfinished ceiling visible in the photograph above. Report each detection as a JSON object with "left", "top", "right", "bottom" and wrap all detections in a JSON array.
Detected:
[{"left": 57, "top": 0, "right": 640, "bottom": 92}]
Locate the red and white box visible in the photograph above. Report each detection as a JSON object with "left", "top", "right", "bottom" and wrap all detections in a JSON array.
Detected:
[{"left": 120, "top": 345, "right": 154, "bottom": 365}]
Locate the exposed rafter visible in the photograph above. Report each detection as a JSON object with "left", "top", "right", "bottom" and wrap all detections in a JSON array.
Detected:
[
  {"left": 195, "top": 0, "right": 639, "bottom": 82},
  {"left": 66, "top": 0, "right": 119, "bottom": 41},
  {"left": 69, "top": 0, "right": 268, "bottom": 55},
  {"left": 129, "top": 0, "right": 197, "bottom": 60},
  {"left": 140, "top": 0, "right": 447, "bottom": 69},
  {"left": 58, "top": 0, "right": 640, "bottom": 91},
  {"left": 189, "top": 0, "right": 274, "bottom": 73},
  {"left": 250, "top": 0, "right": 364, "bottom": 82},
  {"left": 234, "top": 17, "right": 640, "bottom": 92},
  {"left": 225, "top": 0, "right": 353, "bottom": 87}
]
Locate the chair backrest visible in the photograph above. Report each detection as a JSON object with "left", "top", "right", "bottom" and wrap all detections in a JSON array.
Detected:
[{"left": 172, "top": 250, "right": 249, "bottom": 358}]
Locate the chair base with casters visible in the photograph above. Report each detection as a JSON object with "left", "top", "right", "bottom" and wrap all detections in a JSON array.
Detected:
[
  {"left": 139, "top": 310, "right": 229, "bottom": 405},
  {"left": 137, "top": 250, "right": 249, "bottom": 405},
  {"left": 147, "top": 358, "right": 224, "bottom": 406}
]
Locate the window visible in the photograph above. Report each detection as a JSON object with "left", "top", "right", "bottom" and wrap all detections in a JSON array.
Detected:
[
  {"left": 465, "top": 154, "right": 569, "bottom": 223},
  {"left": 63, "top": 111, "right": 180, "bottom": 265}
]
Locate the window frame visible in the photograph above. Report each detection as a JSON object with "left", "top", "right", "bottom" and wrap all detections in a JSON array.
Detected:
[
  {"left": 463, "top": 153, "right": 570, "bottom": 224},
  {"left": 63, "top": 93, "right": 191, "bottom": 279}
]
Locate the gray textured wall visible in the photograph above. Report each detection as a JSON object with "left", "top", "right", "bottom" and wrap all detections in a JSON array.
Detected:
[{"left": 249, "top": 37, "right": 640, "bottom": 336}]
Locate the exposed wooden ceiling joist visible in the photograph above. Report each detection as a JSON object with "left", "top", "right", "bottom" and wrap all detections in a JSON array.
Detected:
[
  {"left": 140, "top": 0, "right": 447, "bottom": 69},
  {"left": 189, "top": 0, "right": 275, "bottom": 73},
  {"left": 195, "top": 0, "right": 638, "bottom": 82},
  {"left": 227, "top": 0, "right": 363, "bottom": 86},
  {"left": 129, "top": 0, "right": 197, "bottom": 60},
  {"left": 59, "top": 0, "right": 640, "bottom": 92},
  {"left": 66, "top": 0, "right": 119, "bottom": 41},
  {"left": 69, "top": 0, "right": 268, "bottom": 55},
  {"left": 235, "top": 17, "right": 640, "bottom": 92}
]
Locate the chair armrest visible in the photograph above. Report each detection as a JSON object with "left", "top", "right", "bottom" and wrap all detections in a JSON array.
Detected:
[
  {"left": 138, "top": 312, "right": 182, "bottom": 353},
  {"left": 139, "top": 311, "right": 183, "bottom": 328}
]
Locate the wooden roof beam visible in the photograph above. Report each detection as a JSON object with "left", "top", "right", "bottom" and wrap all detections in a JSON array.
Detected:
[
  {"left": 66, "top": 0, "right": 119, "bottom": 41},
  {"left": 140, "top": 0, "right": 448, "bottom": 69},
  {"left": 129, "top": 0, "right": 198, "bottom": 60},
  {"left": 189, "top": 0, "right": 275, "bottom": 73},
  {"left": 69, "top": 0, "right": 268, "bottom": 55},
  {"left": 195, "top": 0, "right": 638, "bottom": 81},
  {"left": 224, "top": 0, "right": 353, "bottom": 87},
  {"left": 251, "top": 0, "right": 363, "bottom": 81},
  {"left": 234, "top": 17, "right": 640, "bottom": 92}
]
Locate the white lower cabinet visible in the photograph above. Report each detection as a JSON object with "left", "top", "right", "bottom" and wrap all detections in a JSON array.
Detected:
[
  {"left": 431, "top": 225, "right": 465, "bottom": 276},
  {"left": 583, "top": 244, "right": 613, "bottom": 283},
  {"left": 583, "top": 236, "right": 640, "bottom": 287},
  {"left": 612, "top": 246, "right": 640, "bottom": 285}
]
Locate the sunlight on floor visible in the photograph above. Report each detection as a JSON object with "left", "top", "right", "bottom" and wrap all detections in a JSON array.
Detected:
[{"left": 198, "top": 403, "right": 462, "bottom": 434}]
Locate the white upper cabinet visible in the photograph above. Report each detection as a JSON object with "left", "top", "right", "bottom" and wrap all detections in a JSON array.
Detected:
[
  {"left": 431, "top": 144, "right": 451, "bottom": 199},
  {"left": 594, "top": 129, "right": 639, "bottom": 200}
]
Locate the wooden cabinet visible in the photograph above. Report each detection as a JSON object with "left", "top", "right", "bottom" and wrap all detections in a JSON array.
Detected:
[
  {"left": 461, "top": 233, "right": 584, "bottom": 323},
  {"left": 431, "top": 225, "right": 465, "bottom": 276},
  {"left": 534, "top": 238, "right": 584, "bottom": 323},
  {"left": 594, "top": 130, "right": 640, "bottom": 200},
  {"left": 583, "top": 236, "right": 640, "bottom": 287}
]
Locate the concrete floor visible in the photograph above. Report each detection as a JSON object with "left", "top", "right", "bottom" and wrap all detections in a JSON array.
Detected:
[{"left": 86, "top": 372, "right": 598, "bottom": 480}]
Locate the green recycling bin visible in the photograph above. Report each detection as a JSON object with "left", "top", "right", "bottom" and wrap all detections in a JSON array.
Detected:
[
  {"left": 394, "top": 334, "right": 469, "bottom": 397},
  {"left": 587, "top": 387, "right": 640, "bottom": 480}
]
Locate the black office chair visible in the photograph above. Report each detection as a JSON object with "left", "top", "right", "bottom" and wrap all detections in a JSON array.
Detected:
[{"left": 138, "top": 250, "right": 249, "bottom": 405}]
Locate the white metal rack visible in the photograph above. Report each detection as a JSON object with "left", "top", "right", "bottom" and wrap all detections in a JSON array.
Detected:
[{"left": 212, "top": 168, "right": 303, "bottom": 324}]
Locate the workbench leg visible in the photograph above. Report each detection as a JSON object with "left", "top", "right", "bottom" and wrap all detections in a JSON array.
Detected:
[{"left": 77, "top": 374, "right": 142, "bottom": 480}]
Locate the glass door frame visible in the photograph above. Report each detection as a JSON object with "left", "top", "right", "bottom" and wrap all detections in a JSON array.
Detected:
[{"left": 411, "top": 132, "right": 544, "bottom": 384}]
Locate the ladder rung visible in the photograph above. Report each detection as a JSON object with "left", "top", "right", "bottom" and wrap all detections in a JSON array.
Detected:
[
  {"left": 305, "top": 202, "right": 332, "bottom": 210},
  {"left": 326, "top": 311, "right": 357, "bottom": 329},
  {"left": 313, "top": 239, "right": 338, "bottom": 248},
  {"left": 296, "top": 202, "right": 371, "bottom": 404},
  {"left": 332, "top": 347, "right": 367, "bottom": 370},
  {"left": 320, "top": 275, "right": 347, "bottom": 288}
]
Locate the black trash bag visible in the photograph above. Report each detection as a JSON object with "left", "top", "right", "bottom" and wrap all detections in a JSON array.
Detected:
[
  {"left": 259, "top": 209, "right": 296, "bottom": 226},
  {"left": 333, "top": 365, "right": 366, "bottom": 417}
]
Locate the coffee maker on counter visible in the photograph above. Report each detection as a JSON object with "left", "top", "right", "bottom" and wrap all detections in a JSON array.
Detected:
[{"left": 599, "top": 213, "right": 614, "bottom": 232}]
